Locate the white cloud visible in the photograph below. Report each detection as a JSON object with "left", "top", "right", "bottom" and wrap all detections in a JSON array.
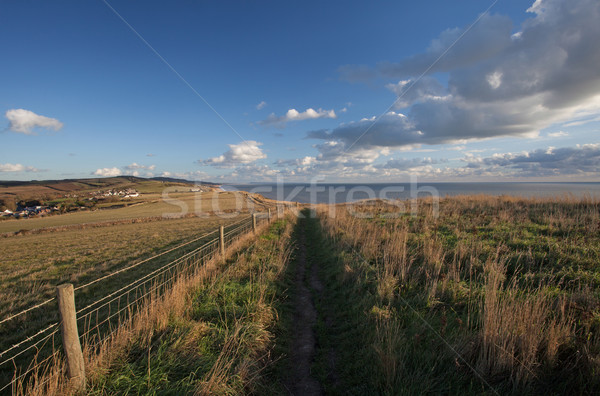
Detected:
[
  {"left": 0, "top": 163, "right": 40, "bottom": 172},
  {"left": 386, "top": 77, "right": 448, "bottom": 108},
  {"left": 125, "top": 163, "right": 156, "bottom": 171},
  {"left": 200, "top": 141, "right": 267, "bottom": 168},
  {"left": 256, "top": 101, "right": 267, "bottom": 110},
  {"left": 563, "top": 115, "right": 600, "bottom": 127},
  {"left": 323, "top": 0, "right": 600, "bottom": 153},
  {"left": 93, "top": 167, "right": 122, "bottom": 177},
  {"left": 548, "top": 131, "right": 569, "bottom": 137},
  {"left": 448, "top": 145, "right": 467, "bottom": 151},
  {"left": 92, "top": 163, "right": 158, "bottom": 178},
  {"left": 161, "top": 170, "right": 209, "bottom": 181},
  {"left": 259, "top": 107, "right": 337, "bottom": 128},
  {"left": 5, "top": 109, "right": 63, "bottom": 135},
  {"left": 486, "top": 71, "right": 503, "bottom": 89},
  {"left": 461, "top": 143, "right": 600, "bottom": 177}
]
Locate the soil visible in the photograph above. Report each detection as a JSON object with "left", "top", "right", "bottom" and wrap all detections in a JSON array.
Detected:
[{"left": 286, "top": 219, "right": 323, "bottom": 396}]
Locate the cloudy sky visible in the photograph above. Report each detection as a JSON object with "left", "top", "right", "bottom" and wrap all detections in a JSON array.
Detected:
[{"left": 1, "top": 0, "right": 599, "bottom": 182}]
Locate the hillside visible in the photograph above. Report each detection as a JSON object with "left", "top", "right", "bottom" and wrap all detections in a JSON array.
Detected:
[{"left": 0, "top": 176, "right": 219, "bottom": 211}]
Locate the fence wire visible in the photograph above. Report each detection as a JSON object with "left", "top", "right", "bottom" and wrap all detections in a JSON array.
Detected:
[{"left": 0, "top": 213, "right": 270, "bottom": 394}]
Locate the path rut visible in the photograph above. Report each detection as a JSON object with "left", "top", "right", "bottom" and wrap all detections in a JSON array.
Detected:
[{"left": 287, "top": 216, "right": 323, "bottom": 396}]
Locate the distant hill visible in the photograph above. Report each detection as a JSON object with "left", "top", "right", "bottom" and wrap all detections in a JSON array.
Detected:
[
  {"left": 0, "top": 176, "right": 220, "bottom": 210},
  {"left": 0, "top": 175, "right": 219, "bottom": 189},
  {"left": 149, "top": 177, "right": 219, "bottom": 186}
]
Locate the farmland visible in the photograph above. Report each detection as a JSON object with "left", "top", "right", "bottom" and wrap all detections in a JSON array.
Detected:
[{"left": 3, "top": 193, "right": 600, "bottom": 395}]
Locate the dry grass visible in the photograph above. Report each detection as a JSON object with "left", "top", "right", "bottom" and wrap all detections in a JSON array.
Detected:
[
  {"left": 0, "top": 214, "right": 240, "bottom": 318},
  {"left": 317, "top": 194, "right": 600, "bottom": 392},
  {"left": 13, "top": 211, "right": 294, "bottom": 395},
  {"left": 0, "top": 191, "right": 273, "bottom": 234},
  {"left": 477, "top": 257, "right": 574, "bottom": 387}
]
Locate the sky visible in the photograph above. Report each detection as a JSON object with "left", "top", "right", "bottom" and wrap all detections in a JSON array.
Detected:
[{"left": 1, "top": 0, "right": 599, "bottom": 182}]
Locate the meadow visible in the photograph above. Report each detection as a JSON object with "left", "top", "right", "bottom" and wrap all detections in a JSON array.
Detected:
[
  {"left": 0, "top": 188, "right": 279, "bottom": 393},
  {"left": 316, "top": 195, "right": 600, "bottom": 394},
  {"left": 0, "top": 190, "right": 267, "bottom": 233},
  {"left": 0, "top": 190, "right": 274, "bottom": 314},
  {"left": 4, "top": 194, "right": 600, "bottom": 395}
]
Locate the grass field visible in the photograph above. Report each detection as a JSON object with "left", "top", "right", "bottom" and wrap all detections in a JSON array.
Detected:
[
  {"left": 317, "top": 195, "right": 600, "bottom": 394},
  {"left": 0, "top": 191, "right": 270, "bottom": 234},
  {"left": 14, "top": 215, "right": 292, "bottom": 395},
  {"left": 0, "top": 189, "right": 276, "bottom": 314},
  {"left": 5, "top": 194, "right": 600, "bottom": 395}
]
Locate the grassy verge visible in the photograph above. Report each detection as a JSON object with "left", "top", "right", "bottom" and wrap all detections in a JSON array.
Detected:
[{"left": 65, "top": 217, "right": 294, "bottom": 395}]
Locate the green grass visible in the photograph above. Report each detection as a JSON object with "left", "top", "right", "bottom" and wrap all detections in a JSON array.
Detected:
[
  {"left": 84, "top": 218, "right": 293, "bottom": 395},
  {"left": 319, "top": 196, "right": 600, "bottom": 394},
  {"left": 7, "top": 196, "right": 600, "bottom": 395}
]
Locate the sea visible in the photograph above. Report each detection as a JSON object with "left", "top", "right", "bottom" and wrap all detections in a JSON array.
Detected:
[{"left": 221, "top": 182, "right": 600, "bottom": 204}]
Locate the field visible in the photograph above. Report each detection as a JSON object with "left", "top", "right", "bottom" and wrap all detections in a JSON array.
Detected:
[
  {"left": 315, "top": 195, "right": 600, "bottom": 393},
  {"left": 0, "top": 189, "right": 274, "bottom": 314},
  {"left": 3, "top": 194, "right": 600, "bottom": 395},
  {"left": 0, "top": 190, "right": 269, "bottom": 233}
]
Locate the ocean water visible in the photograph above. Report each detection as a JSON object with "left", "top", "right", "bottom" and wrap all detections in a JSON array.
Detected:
[{"left": 221, "top": 182, "right": 600, "bottom": 204}]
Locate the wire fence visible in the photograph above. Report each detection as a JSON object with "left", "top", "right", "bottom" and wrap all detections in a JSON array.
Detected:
[{"left": 0, "top": 212, "right": 272, "bottom": 394}]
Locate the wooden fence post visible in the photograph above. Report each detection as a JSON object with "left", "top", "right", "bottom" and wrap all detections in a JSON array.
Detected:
[
  {"left": 267, "top": 208, "right": 271, "bottom": 221},
  {"left": 219, "top": 225, "right": 225, "bottom": 256},
  {"left": 252, "top": 213, "right": 257, "bottom": 233},
  {"left": 56, "top": 283, "right": 85, "bottom": 392}
]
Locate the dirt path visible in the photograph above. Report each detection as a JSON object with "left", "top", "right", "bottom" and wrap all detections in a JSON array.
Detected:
[{"left": 286, "top": 217, "right": 323, "bottom": 396}]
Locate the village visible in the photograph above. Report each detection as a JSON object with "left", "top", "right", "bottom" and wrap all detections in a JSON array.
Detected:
[{"left": 0, "top": 188, "right": 141, "bottom": 219}]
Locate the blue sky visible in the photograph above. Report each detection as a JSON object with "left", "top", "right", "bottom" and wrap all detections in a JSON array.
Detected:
[{"left": 1, "top": 0, "right": 599, "bottom": 182}]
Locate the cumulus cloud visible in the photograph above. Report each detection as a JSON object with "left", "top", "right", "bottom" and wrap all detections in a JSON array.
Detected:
[
  {"left": 227, "top": 164, "right": 279, "bottom": 180},
  {"left": 259, "top": 108, "right": 336, "bottom": 128},
  {"left": 381, "top": 157, "right": 446, "bottom": 170},
  {"left": 319, "top": 0, "right": 600, "bottom": 152},
  {"left": 275, "top": 156, "right": 317, "bottom": 168},
  {"left": 199, "top": 141, "right": 267, "bottom": 168},
  {"left": 256, "top": 101, "right": 267, "bottom": 110},
  {"left": 385, "top": 77, "right": 448, "bottom": 108},
  {"left": 379, "top": 13, "right": 515, "bottom": 79},
  {"left": 125, "top": 163, "right": 156, "bottom": 171},
  {"left": 92, "top": 163, "right": 158, "bottom": 177},
  {"left": 93, "top": 167, "right": 122, "bottom": 177},
  {"left": 0, "top": 163, "right": 41, "bottom": 172},
  {"left": 5, "top": 109, "right": 63, "bottom": 135},
  {"left": 462, "top": 143, "right": 600, "bottom": 177}
]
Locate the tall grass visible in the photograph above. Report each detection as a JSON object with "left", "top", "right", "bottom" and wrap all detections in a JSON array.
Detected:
[
  {"left": 15, "top": 214, "right": 294, "bottom": 395},
  {"left": 318, "top": 194, "right": 600, "bottom": 393}
]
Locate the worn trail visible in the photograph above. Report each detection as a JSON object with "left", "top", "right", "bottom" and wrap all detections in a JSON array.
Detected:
[{"left": 287, "top": 214, "right": 323, "bottom": 395}]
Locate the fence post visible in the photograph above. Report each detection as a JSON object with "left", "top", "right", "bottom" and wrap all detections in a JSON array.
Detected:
[
  {"left": 252, "top": 213, "right": 257, "bottom": 233},
  {"left": 56, "top": 283, "right": 85, "bottom": 392},
  {"left": 219, "top": 225, "right": 225, "bottom": 256},
  {"left": 267, "top": 208, "right": 271, "bottom": 221}
]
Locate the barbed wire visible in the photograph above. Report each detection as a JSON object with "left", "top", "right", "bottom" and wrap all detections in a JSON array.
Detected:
[
  {"left": 0, "top": 323, "right": 58, "bottom": 365},
  {"left": 0, "top": 213, "right": 264, "bottom": 393}
]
